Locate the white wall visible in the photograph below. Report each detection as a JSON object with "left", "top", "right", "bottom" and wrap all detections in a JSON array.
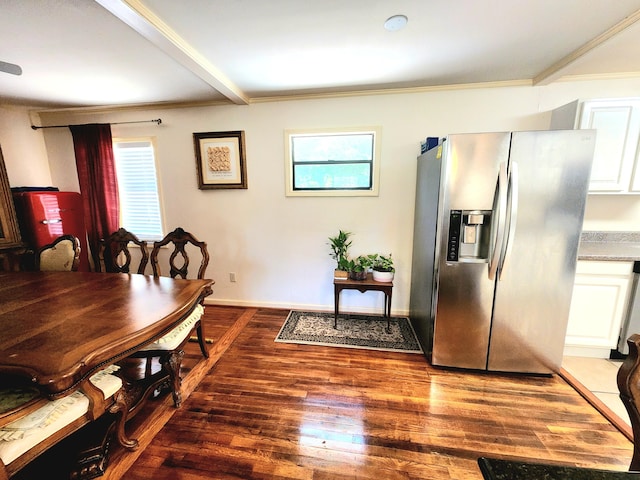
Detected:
[
  {"left": 0, "top": 105, "right": 51, "bottom": 186},
  {"left": 4, "top": 76, "right": 640, "bottom": 313}
]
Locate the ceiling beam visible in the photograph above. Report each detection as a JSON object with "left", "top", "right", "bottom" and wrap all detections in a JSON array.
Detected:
[
  {"left": 533, "top": 8, "right": 640, "bottom": 86},
  {"left": 95, "top": 0, "right": 249, "bottom": 105}
]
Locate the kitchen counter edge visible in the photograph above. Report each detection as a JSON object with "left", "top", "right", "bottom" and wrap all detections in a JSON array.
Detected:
[{"left": 578, "top": 231, "right": 640, "bottom": 262}]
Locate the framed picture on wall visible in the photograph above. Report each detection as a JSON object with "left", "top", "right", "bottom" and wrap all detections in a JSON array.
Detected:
[{"left": 193, "top": 130, "right": 247, "bottom": 189}]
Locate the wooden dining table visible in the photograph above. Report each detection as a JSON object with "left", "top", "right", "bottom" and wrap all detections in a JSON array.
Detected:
[{"left": 0, "top": 271, "right": 213, "bottom": 398}]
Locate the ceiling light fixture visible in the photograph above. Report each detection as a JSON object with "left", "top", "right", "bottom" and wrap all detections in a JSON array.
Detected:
[{"left": 384, "top": 14, "right": 408, "bottom": 32}]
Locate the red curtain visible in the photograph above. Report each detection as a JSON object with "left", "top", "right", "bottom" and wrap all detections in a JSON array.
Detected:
[{"left": 70, "top": 124, "right": 119, "bottom": 271}]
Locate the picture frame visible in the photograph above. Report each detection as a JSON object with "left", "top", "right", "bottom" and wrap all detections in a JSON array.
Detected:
[{"left": 193, "top": 130, "right": 247, "bottom": 189}]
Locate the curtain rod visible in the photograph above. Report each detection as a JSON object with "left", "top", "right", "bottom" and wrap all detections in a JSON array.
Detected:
[{"left": 31, "top": 118, "right": 162, "bottom": 130}]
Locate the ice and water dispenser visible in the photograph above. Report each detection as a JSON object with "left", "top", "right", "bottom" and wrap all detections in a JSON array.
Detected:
[{"left": 447, "top": 210, "right": 492, "bottom": 262}]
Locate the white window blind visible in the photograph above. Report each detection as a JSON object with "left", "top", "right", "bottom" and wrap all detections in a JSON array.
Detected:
[{"left": 113, "top": 139, "right": 164, "bottom": 242}]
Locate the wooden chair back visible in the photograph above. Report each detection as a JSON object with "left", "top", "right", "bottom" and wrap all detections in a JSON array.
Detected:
[
  {"left": 150, "top": 227, "right": 209, "bottom": 280},
  {"left": 35, "top": 235, "right": 81, "bottom": 272},
  {"left": 102, "top": 228, "right": 149, "bottom": 274}
]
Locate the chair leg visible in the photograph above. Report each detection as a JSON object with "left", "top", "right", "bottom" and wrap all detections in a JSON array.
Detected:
[
  {"left": 196, "top": 321, "right": 209, "bottom": 359},
  {"left": 144, "top": 357, "right": 152, "bottom": 377},
  {"left": 161, "top": 350, "right": 185, "bottom": 408}
]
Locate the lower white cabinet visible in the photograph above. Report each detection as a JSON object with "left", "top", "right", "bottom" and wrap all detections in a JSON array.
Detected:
[{"left": 564, "top": 260, "right": 633, "bottom": 357}]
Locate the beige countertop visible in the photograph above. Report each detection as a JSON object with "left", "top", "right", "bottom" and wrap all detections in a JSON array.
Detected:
[{"left": 578, "top": 231, "right": 640, "bottom": 262}]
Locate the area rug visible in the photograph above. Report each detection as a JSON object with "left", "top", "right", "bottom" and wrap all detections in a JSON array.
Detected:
[{"left": 275, "top": 311, "right": 423, "bottom": 353}]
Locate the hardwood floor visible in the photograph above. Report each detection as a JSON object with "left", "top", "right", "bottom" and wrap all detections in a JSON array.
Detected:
[
  {"left": 13, "top": 306, "right": 632, "bottom": 478},
  {"left": 119, "top": 306, "right": 633, "bottom": 480}
]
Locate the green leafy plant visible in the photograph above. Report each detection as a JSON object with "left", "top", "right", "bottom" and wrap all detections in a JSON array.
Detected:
[
  {"left": 370, "top": 253, "right": 394, "bottom": 273},
  {"left": 346, "top": 255, "right": 372, "bottom": 280},
  {"left": 346, "top": 255, "right": 373, "bottom": 273},
  {"left": 328, "top": 230, "right": 352, "bottom": 270}
]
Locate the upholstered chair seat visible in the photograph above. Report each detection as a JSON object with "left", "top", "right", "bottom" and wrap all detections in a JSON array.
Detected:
[{"left": 138, "top": 304, "right": 205, "bottom": 353}]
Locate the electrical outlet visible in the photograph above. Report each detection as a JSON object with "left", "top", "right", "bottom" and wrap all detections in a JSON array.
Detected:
[{"left": 229, "top": 272, "right": 236, "bottom": 282}]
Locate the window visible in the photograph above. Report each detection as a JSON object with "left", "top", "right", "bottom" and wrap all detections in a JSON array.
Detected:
[
  {"left": 285, "top": 126, "right": 381, "bottom": 196},
  {"left": 112, "top": 138, "right": 164, "bottom": 241}
]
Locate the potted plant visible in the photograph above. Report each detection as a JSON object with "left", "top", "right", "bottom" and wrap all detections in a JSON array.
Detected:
[
  {"left": 328, "top": 230, "right": 352, "bottom": 279},
  {"left": 371, "top": 253, "right": 395, "bottom": 282},
  {"left": 346, "top": 255, "right": 372, "bottom": 281}
]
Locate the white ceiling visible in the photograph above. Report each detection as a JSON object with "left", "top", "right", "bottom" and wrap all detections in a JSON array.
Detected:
[{"left": 1, "top": 0, "right": 640, "bottom": 109}]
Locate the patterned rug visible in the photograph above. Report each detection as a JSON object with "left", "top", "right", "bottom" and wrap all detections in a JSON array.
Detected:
[{"left": 275, "top": 311, "right": 423, "bottom": 353}]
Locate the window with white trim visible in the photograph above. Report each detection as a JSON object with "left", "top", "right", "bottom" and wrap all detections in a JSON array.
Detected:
[
  {"left": 285, "top": 126, "right": 381, "bottom": 196},
  {"left": 112, "top": 138, "right": 164, "bottom": 242}
]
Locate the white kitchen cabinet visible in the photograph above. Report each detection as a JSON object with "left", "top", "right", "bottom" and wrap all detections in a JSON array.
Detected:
[
  {"left": 564, "top": 260, "right": 633, "bottom": 357},
  {"left": 550, "top": 98, "right": 640, "bottom": 194}
]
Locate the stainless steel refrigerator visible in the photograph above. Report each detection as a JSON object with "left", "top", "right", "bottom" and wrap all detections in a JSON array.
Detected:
[{"left": 409, "top": 130, "right": 596, "bottom": 374}]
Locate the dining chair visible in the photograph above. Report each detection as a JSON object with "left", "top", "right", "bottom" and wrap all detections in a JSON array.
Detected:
[
  {"left": 149, "top": 227, "right": 211, "bottom": 358},
  {"left": 101, "top": 228, "right": 149, "bottom": 274},
  {"left": 618, "top": 333, "right": 640, "bottom": 471},
  {"left": 35, "top": 235, "right": 81, "bottom": 272},
  {"left": 131, "top": 227, "right": 211, "bottom": 408}
]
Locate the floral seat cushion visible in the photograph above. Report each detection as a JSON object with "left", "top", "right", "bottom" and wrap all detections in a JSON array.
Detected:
[{"left": 138, "top": 304, "right": 204, "bottom": 352}]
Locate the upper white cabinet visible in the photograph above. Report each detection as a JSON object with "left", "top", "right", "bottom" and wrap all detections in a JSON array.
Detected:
[{"left": 550, "top": 98, "right": 640, "bottom": 194}]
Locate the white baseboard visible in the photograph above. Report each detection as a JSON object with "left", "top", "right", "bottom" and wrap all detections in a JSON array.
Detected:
[
  {"left": 563, "top": 345, "right": 613, "bottom": 358},
  {"left": 203, "top": 298, "right": 408, "bottom": 317}
]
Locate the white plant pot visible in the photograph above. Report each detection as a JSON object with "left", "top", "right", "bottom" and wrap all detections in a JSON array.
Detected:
[{"left": 372, "top": 270, "right": 394, "bottom": 282}]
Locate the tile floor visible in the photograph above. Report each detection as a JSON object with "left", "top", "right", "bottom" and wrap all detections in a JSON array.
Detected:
[{"left": 562, "top": 356, "right": 630, "bottom": 426}]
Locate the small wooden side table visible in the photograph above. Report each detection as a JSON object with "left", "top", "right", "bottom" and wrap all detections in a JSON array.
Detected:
[{"left": 334, "top": 273, "right": 393, "bottom": 332}]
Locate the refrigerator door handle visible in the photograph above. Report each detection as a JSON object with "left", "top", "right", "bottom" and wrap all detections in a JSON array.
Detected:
[
  {"left": 498, "top": 161, "right": 519, "bottom": 280},
  {"left": 488, "top": 162, "right": 508, "bottom": 280}
]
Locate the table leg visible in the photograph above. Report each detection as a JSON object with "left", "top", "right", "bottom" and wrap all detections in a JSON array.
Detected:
[
  {"left": 334, "top": 286, "right": 339, "bottom": 329},
  {"left": 386, "top": 290, "right": 392, "bottom": 333}
]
